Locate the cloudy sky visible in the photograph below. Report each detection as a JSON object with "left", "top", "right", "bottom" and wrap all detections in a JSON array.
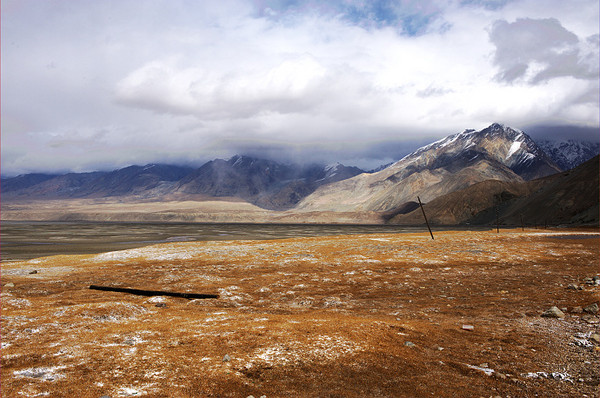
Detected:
[{"left": 2, "top": 0, "right": 599, "bottom": 175}]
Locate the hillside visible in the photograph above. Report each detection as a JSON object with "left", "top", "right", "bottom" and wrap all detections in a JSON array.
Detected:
[
  {"left": 390, "top": 155, "right": 599, "bottom": 226},
  {"left": 297, "top": 123, "right": 561, "bottom": 212}
]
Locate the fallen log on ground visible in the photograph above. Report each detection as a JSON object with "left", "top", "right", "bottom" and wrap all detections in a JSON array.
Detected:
[{"left": 89, "top": 285, "right": 218, "bottom": 299}]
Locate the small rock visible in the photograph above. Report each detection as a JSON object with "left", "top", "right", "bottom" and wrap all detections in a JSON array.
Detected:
[
  {"left": 404, "top": 341, "right": 416, "bottom": 348},
  {"left": 590, "top": 334, "right": 600, "bottom": 344},
  {"left": 494, "top": 372, "right": 507, "bottom": 380},
  {"left": 246, "top": 396, "right": 255, "bottom": 398},
  {"left": 567, "top": 284, "right": 579, "bottom": 290},
  {"left": 28, "top": 270, "right": 38, "bottom": 275},
  {"left": 155, "top": 303, "right": 167, "bottom": 308},
  {"left": 4, "top": 282, "right": 14, "bottom": 288},
  {"left": 462, "top": 324, "right": 474, "bottom": 331},
  {"left": 572, "top": 306, "right": 583, "bottom": 314},
  {"left": 541, "top": 306, "right": 565, "bottom": 319},
  {"left": 583, "top": 303, "right": 599, "bottom": 314},
  {"left": 560, "top": 307, "right": 568, "bottom": 313},
  {"left": 222, "top": 354, "right": 231, "bottom": 362},
  {"left": 584, "top": 277, "right": 600, "bottom": 285}
]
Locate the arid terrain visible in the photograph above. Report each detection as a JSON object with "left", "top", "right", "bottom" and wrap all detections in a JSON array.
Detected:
[
  {"left": 0, "top": 198, "right": 382, "bottom": 224},
  {"left": 1, "top": 229, "right": 599, "bottom": 397}
]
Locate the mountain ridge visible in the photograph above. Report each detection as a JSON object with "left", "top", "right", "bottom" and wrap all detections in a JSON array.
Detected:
[
  {"left": 2, "top": 123, "right": 597, "bottom": 224},
  {"left": 295, "top": 123, "right": 562, "bottom": 213}
]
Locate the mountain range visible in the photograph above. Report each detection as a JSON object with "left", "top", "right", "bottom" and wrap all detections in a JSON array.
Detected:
[{"left": 2, "top": 123, "right": 598, "bottom": 225}]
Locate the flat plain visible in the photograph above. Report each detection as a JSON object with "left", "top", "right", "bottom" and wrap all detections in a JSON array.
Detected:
[{"left": 1, "top": 229, "right": 599, "bottom": 397}]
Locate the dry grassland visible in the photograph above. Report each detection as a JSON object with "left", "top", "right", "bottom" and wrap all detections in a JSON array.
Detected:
[{"left": 1, "top": 229, "right": 599, "bottom": 397}]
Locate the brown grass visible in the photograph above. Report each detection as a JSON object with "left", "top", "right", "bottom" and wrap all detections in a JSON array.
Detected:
[{"left": 1, "top": 229, "right": 599, "bottom": 397}]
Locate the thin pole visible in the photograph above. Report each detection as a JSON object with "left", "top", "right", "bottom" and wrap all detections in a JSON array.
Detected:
[
  {"left": 495, "top": 207, "right": 499, "bottom": 233},
  {"left": 417, "top": 196, "right": 434, "bottom": 240},
  {"left": 520, "top": 214, "right": 524, "bottom": 231}
]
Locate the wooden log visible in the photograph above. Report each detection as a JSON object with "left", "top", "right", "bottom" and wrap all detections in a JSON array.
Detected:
[{"left": 89, "top": 285, "right": 218, "bottom": 299}]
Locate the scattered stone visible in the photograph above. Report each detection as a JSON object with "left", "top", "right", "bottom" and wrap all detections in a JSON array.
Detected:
[
  {"left": 461, "top": 324, "right": 474, "bottom": 331},
  {"left": 560, "top": 307, "right": 568, "bottom": 313},
  {"left": 567, "top": 284, "right": 580, "bottom": 290},
  {"left": 494, "top": 372, "right": 507, "bottom": 380},
  {"left": 28, "top": 270, "right": 38, "bottom": 275},
  {"left": 4, "top": 282, "right": 14, "bottom": 288},
  {"left": 572, "top": 306, "right": 583, "bottom": 314},
  {"left": 541, "top": 306, "right": 565, "bottom": 319},
  {"left": 222, "top": 354, "right": 231, "bottom": 362},
  {"left": 590, "top": 334, "right": 600, "bottom": 344},
  {"left": 583, "top": 303, "right": 599, "bottom": 314},
  {"left": 155, "top": 303, "right": 167, "bottom": 308},
  {"left": 404, "top": 341, "right": 415, "bottom": 348}
]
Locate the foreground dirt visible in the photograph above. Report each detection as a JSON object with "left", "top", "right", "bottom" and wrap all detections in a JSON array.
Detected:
[{"left": 1, "top": 229, "right": 599, "bottom": 397}]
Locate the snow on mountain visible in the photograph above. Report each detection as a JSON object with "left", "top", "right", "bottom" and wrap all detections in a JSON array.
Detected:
[
  {"left": 536, "top": 140, "right": 600, "bottom": 171},
  {"left": 297, "top": 123, "right": 561, "bottom": 212}
]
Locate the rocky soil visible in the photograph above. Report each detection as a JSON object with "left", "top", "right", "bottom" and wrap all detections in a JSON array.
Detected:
[{"left": 1, "top": 229, "right": 599, "bottom": 397}]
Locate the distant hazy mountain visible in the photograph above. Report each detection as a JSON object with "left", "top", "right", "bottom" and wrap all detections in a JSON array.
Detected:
[
  {"left": 537, "top": 140, "right": 599, "bottom": 171},
  {"left": 1, "top": 165, "right": 193, "bottom": 199},
  {"left": 174, "top": 155, "right": 364, "bottom": 209},
  {"left": 1, "top": 157, "right": 365, "bottom": 210},
  {"left": 1, "top": 173, "right": 59, "bottom": 193},
  {"left": 390, "top": 155, "right": 599, "bottom": 226},
  {"left": 296, "top": 123, "right": 562, "bottom": 212}
]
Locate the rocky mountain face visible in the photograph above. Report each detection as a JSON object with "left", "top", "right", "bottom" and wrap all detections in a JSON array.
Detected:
[
  {"left": 296, "top": 123, "right": 562, "bottom": 213},
  {"left": 537, "top": 139, "right": 599, "bottom": 171},
  {"left": 1, "top": 157, "right": 364, "bottom": 210},
  {"left": 174, "top": 155, "right": 364, "bottom": 209},
  {"left": 390, "top": 155, "right": 599, "bottom": 226}
]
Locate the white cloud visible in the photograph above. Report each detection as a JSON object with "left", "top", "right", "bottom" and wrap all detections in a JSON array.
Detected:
[
  {"left": 489, "top": 17, "right": 598, "bottom": 83},
  {"left": 1, "top": 0, "right": 598, "bottom": 175}
]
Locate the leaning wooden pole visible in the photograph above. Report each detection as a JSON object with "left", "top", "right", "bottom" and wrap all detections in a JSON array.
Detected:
[
  {"left": 417, "top": 196, "right": 434, "bottom": 240},
  {"left": 89, "top": 285, "right": 218, "bottom": 299}
]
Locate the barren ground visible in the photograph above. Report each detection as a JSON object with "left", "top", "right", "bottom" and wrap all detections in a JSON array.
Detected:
[{"left": 1, "top": 229, "right": 599, "bottom": 397}]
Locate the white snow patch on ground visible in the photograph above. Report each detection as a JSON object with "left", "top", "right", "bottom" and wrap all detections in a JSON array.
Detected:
[
  {"left": 465, "top": 364, "right": 495, "bottom": 376},
  {"left": 14, "top": 366, "right": 67, "bottom": 381}
]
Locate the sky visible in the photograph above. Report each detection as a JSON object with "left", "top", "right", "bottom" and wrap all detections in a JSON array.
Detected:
[{"left": 2, "top": 0, "right": 599, "bottom": 175}]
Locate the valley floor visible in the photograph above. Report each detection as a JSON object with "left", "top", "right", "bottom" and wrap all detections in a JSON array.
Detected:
[{"left": 1, "top": 229, "right": 599, "bottom": 397}]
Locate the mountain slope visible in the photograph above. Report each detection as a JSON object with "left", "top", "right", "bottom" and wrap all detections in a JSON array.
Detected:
[
  {"left": 537, "top": 140, "right": 599, "bottom": 171},
  {"left": 1, "top": 157, "right": 365, "bottom": 210},
  {"left": 297, "top": 123, "right": 560, "bottom": 212},
  {"left": 390, "top": 155, "right": 599, "bottom": 226},
  {"left": 1, "top": 165, "right": 194, "bottom": 199},
  {"left": 174, "top": 155, "right": 364, "bottom": 210}
]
